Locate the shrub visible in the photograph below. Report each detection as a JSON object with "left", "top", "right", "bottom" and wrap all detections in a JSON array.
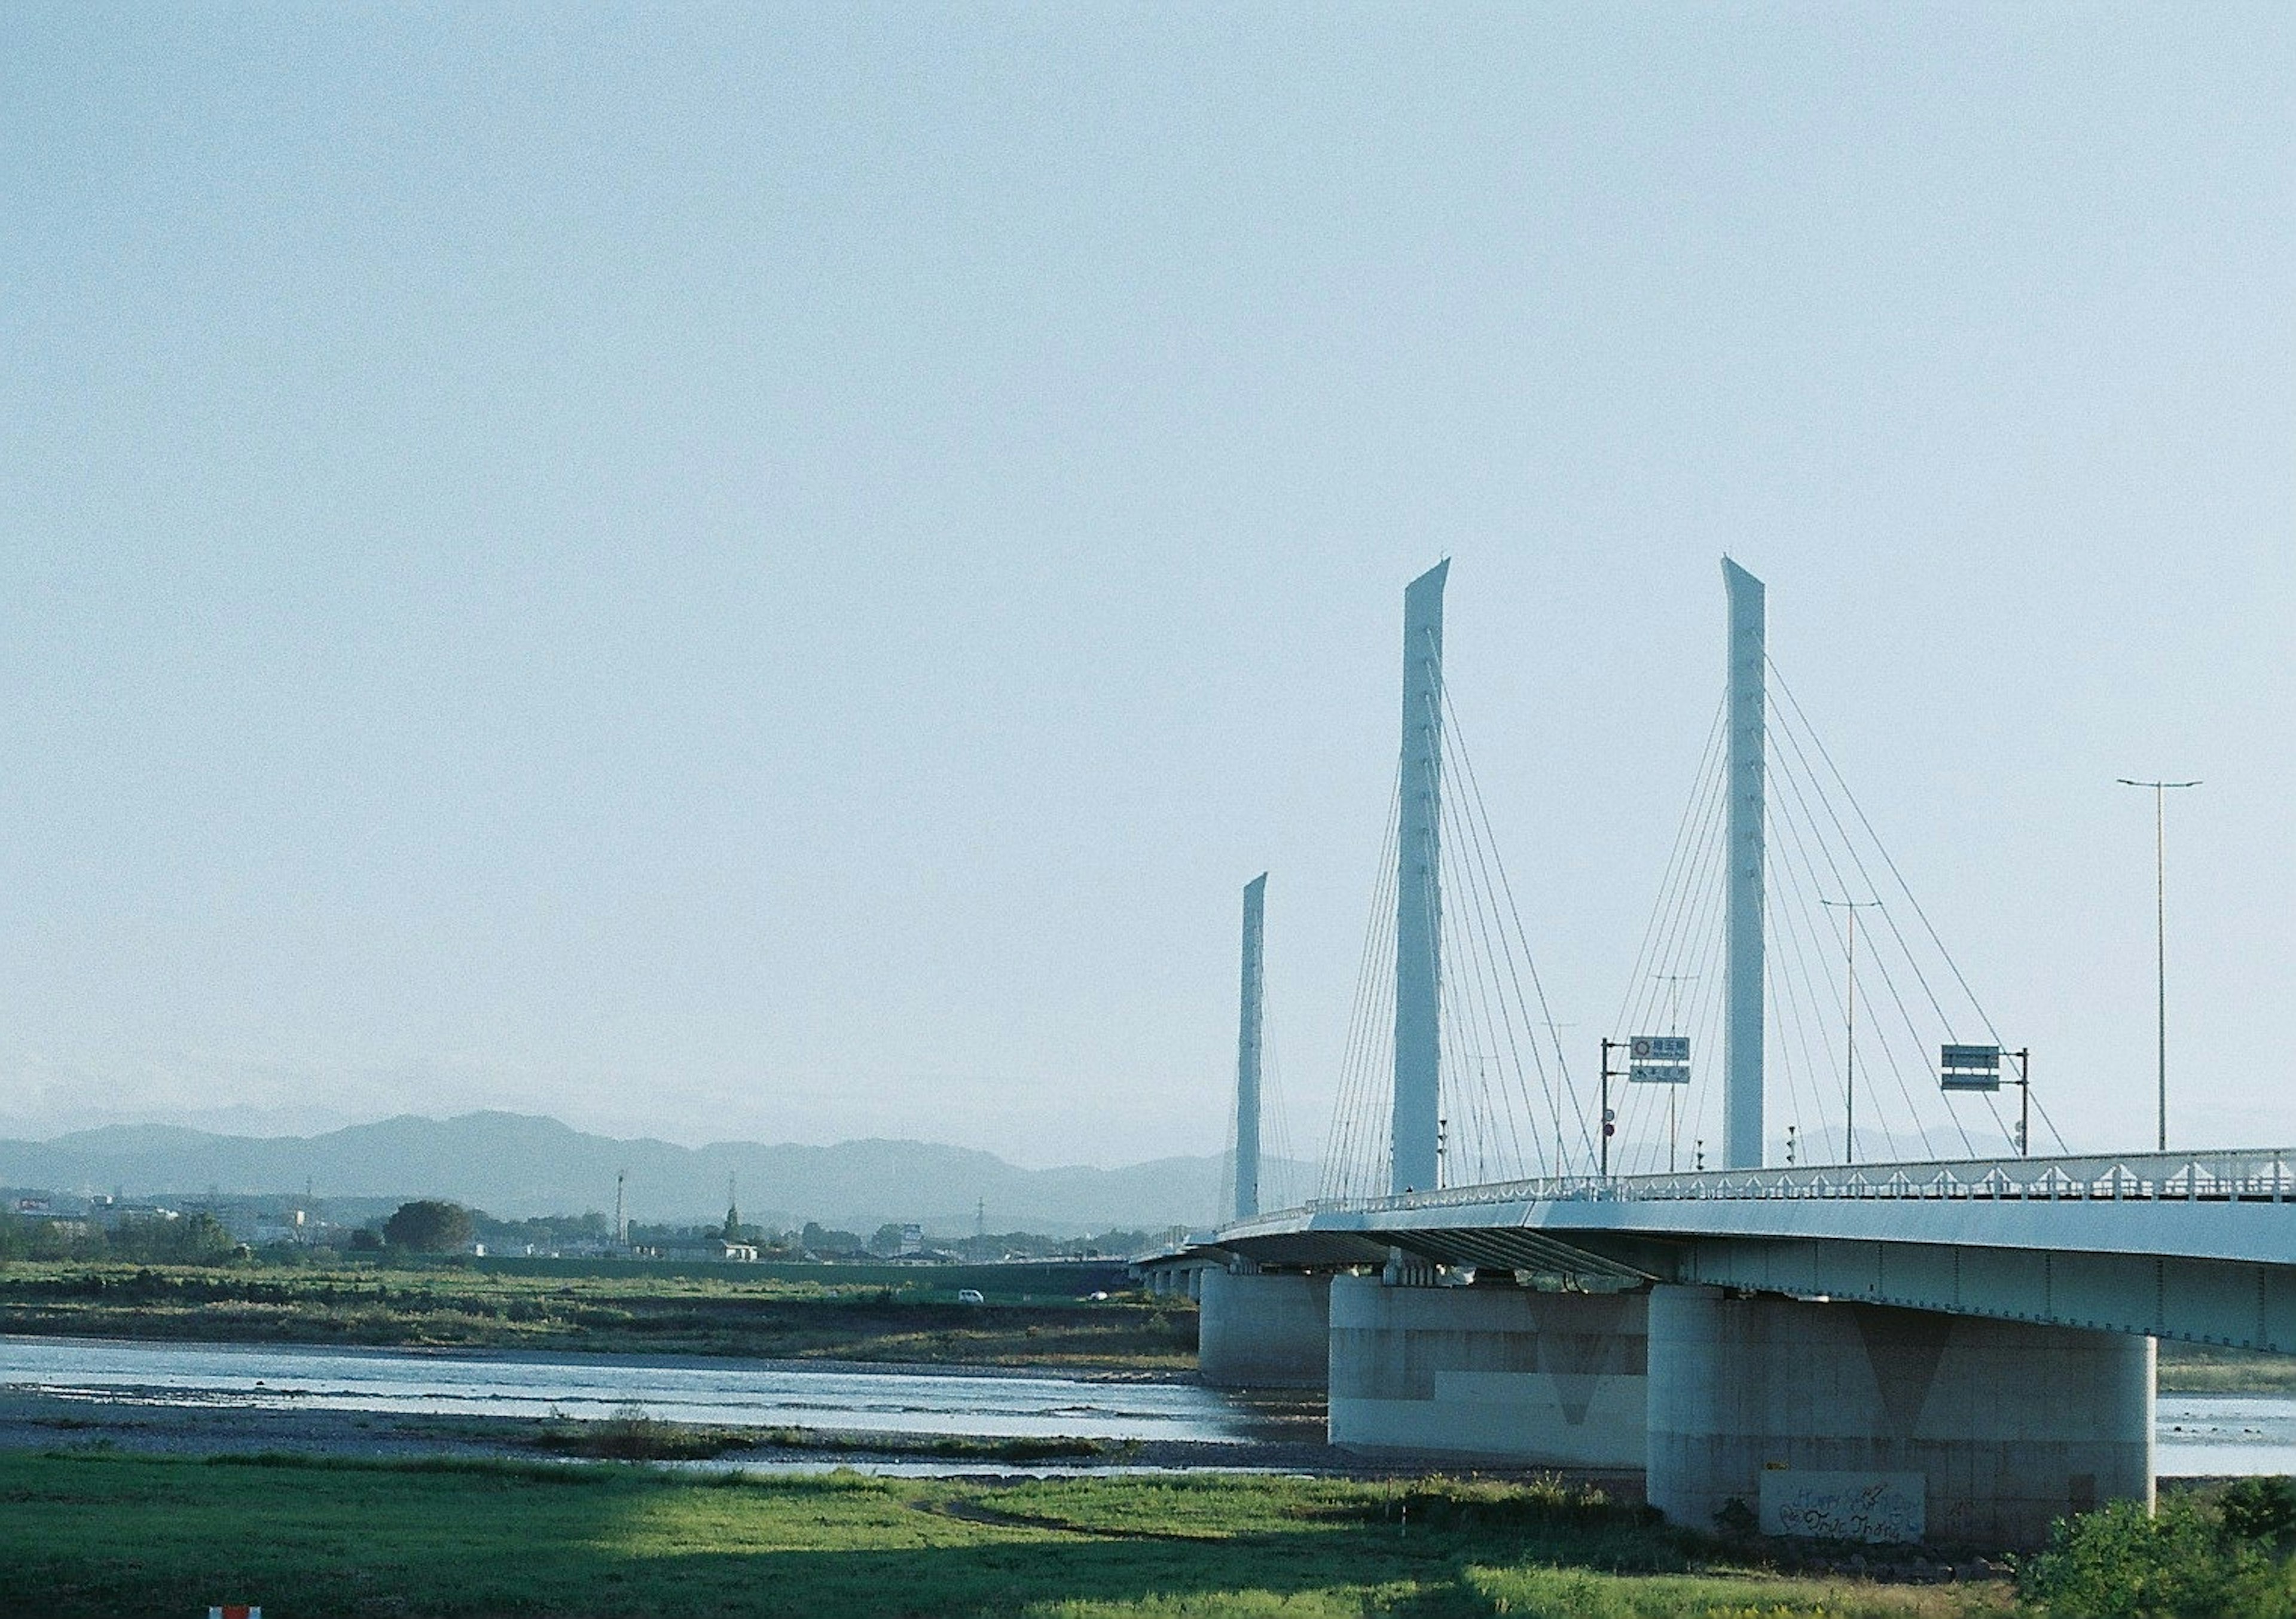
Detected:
[
  {"left": 532, "top": 1404, "right": 743, "bottom": 1462},
  {"left": 1711, "top": 1496, "right": 1758, "bottom": 1541},
  {"left": 2223, "top": 1478, "right": 2296, "bottom": 1550},
  {"left": 2017, "top": 1496, "right": 2292, "bottom": 1618}
]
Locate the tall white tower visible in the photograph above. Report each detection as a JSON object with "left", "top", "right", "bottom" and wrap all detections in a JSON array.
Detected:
[
  {"left": 1391, "top": 561, "right": 1448, "bottom": 1193},
  {"left": 1233, "top": 873, "right": 1267, "bottom": 1221},
  {"left": 1721, "top": 557, "right": 1766, "bottom": 1170}
]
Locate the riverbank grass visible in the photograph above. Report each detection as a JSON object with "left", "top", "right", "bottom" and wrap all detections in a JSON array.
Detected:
[
  {"left": 530, "top": 1404, "right": 1118, "bottom": 1463},
  {"left": 0, "top": 1450, "right": 1992, "bottom": 1618},
  {"left": 0, "top": 1259, "right": 1195, "bottom": 1368},
  {"left": 2160, "top": 1343, "right": 2296, "bottom": 1394}
]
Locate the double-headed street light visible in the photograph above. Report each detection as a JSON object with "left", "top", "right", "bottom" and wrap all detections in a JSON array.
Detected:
[{"left": 2117, "top": 777, "right": 2201, "bottom": 1153}]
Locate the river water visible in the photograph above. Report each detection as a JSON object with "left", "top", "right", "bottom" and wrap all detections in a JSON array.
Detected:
[
  {"left": 0, "top": 1336, "right": 1263, "bottom": 1444},
  {"left": 2, "top": 1335, "right": 2289, "bottom": 1476}
]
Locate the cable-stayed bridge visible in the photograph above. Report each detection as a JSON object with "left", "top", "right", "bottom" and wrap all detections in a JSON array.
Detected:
[{"left": 1145, "top": 560, "right": 2289, "bottom": 1548}]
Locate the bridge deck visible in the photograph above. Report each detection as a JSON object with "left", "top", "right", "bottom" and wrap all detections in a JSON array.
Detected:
[{"left": 1180, "top": 1148, "right": 2296, "bottom": 1352}]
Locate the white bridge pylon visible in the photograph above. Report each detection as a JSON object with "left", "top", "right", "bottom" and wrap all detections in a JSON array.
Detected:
[
  {"left": 1721, "top": 557, "right": 1765, "bottom": 1171},
  {"left": 1391, "top": 561, "right": 1446, "bottom": 1195},
  {"left": 1302, "top": 557, "right": 2048, "bottom": 1208},
  {"left": 1316, "top": 560, "right": 1593, "bottom": 1202}
]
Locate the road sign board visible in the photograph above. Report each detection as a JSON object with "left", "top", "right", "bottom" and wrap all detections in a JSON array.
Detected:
[
  {"left": 1629, "top": 1033, "right": 1690, "bottom": 1085},
  {"left": 1940, "top": 1044, "right": 2002, "bottom": 1092}
]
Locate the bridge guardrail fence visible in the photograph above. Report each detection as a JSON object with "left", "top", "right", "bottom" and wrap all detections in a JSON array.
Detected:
[{"left": 1236, "top": 1150, "right": 2296, "bottom": 1233}]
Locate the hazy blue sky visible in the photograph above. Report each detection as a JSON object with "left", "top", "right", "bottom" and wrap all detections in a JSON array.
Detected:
[{"left": 1, "top": 4, "right": 2288, "bottom": 1169}]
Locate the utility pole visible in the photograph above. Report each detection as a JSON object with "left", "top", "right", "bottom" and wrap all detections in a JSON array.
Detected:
[
  {"left": 1598, "top": 1040, "right": 1620, "bottom": 1179},
  {"left": 2117, "top": 778, "right": 2200, "bottom": 1152},
  {"left": 1821, "top": 898, "right": 1883, "bottom": 1166},
  {"left": 614, "top": 1170, "right": 627, "bottom": 1247}
]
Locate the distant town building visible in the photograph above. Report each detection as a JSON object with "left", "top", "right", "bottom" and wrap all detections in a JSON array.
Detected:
[
  {"left": 94, "top": 1202, "right": 180, "bottom": 1232},
  {"left": 652, "top": 1237, "right": 758, "bottom": 1263}
]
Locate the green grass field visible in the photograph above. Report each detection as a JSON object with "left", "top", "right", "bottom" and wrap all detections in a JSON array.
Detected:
[
  {"left": 0, "top": 1450, "right": 1996, "bottom": 1619},
  {"left": 0, "top": 1260, "right": 1196, "bottom": 1368}
]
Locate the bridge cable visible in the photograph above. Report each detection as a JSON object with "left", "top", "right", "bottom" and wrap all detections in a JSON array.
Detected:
[
  {"left": 1768, "top": 663, "right": 2045, "bottom": 1151},
  {"left": 1764, "top": 719, "right": 1964, "bottom": 1160},
  {"left": 1766, "top": 689, "right": 2003, "bottom": 1157},
  {"left": 1762, "top": 848, "right": 1840, "bottom": 1168},
  {"left": 1766, "top": 666, "right": 2019, "bottom": 1154},
  {"left": 1613, "top": 739, "right": 1731, "bottom": 1172},
  {"left": 1608, "top": 698, "right": 1728, "bottom": 1043},
  {"left": 1318, "top": 771, "right": 1403, "bottom": 1199},
  {"left": 1434, "top": 812, "right": 1532, "bottom": 1180},
  {"left": 1434, "top": 705, "right": 1565, "bottom": 1178},
  {"left": 1260, "top": 1000, "right": 1299, "bottom": 1212},
  {"left": 1422, "top": 686, "right": 1529, "bottom": 1183},
  {"left": 1762, "top": 757, "right": 1881, "bottom": 1162},
  {"left": 1437, "top": 679, "right": 1595, "bottom": 1176}
]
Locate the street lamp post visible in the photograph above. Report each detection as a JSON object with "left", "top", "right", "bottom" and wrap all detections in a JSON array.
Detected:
[{"left": 2117, "top": 778, "right": 2200, "bottom": 1153}]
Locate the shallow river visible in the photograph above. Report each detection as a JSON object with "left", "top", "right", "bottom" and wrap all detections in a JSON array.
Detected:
[
  {"left": 2, "top": 1335, "right": 2288, "bottom": 1476},
  {"left": 0, "top": 1335, "right": 1263, "bottom": 1444}
]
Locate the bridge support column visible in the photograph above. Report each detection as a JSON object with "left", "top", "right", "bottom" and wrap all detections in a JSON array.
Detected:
[
  {"left": 1327, "top": 1273, "right": 1647, "bottom": 1467},
  {"left": 1198, "top": 1269, "right": 1332, "bottom": 1389},
  {"left": 1647, "top": 1285, "right": 2154, "bottom": 1547}
]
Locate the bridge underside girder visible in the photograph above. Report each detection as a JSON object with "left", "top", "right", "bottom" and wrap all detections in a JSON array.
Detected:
[
  {"left": 1660, "top": 1235, "right": 2296, "bottom": 1355},
  {"left": 1231, "top": 1221, "right": 2296, "bottom": 1359},
  {"left": 1213, "top": 1223, "right": 2296, "bottom": 1355},
  {"left": 1355, "top": 1225, "right": 1650, "bottom": 1283},
  {"left": 1206, "top": 1227, "right": 1649, "bottom": 1284},
  {"left": 1198, "top": 1232, "right": 1393, "bottom": 1270},
  {"left": 1203, "top": 1221, "right": 2296, "bottom": 1350}
]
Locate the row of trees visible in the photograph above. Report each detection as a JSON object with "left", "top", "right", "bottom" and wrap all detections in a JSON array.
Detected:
[
  {"left": 1, "top": 1199, "right": 1160, "bottom": 1266},
  {"left": 615, "top": 1220, "right": 1156, "bottom": 1261},
  {"left": 0, "top": 1202, "right": 475, "bottom": 1264},
  {"left": 0, "top": 1209, "right": 236, "bottom": 1265},
  {"left": 469, "top": 1209, "right": 610, "bottom": 1249}
]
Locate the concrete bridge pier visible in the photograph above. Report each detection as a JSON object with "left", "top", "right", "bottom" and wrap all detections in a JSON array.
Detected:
[
  {"left": 1646, "top": 1284, "right": 2154, "bottom": 1547},
  {"left": 1197, "top": 1267, "right": 1332, "bottom": 1388},
  {"left": 1326, "top": 1273, "right": 1648, "bottom": 1467}
]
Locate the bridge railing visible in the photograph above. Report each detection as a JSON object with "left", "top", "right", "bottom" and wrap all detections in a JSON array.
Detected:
[{"left": 1271, "top": 1148, "right": 2296, "bottom": 1224}]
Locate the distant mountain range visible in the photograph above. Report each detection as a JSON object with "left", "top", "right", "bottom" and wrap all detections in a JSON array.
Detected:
[{"left": 0, "top": 1112, "right": 1318, "bottom": 1237}]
